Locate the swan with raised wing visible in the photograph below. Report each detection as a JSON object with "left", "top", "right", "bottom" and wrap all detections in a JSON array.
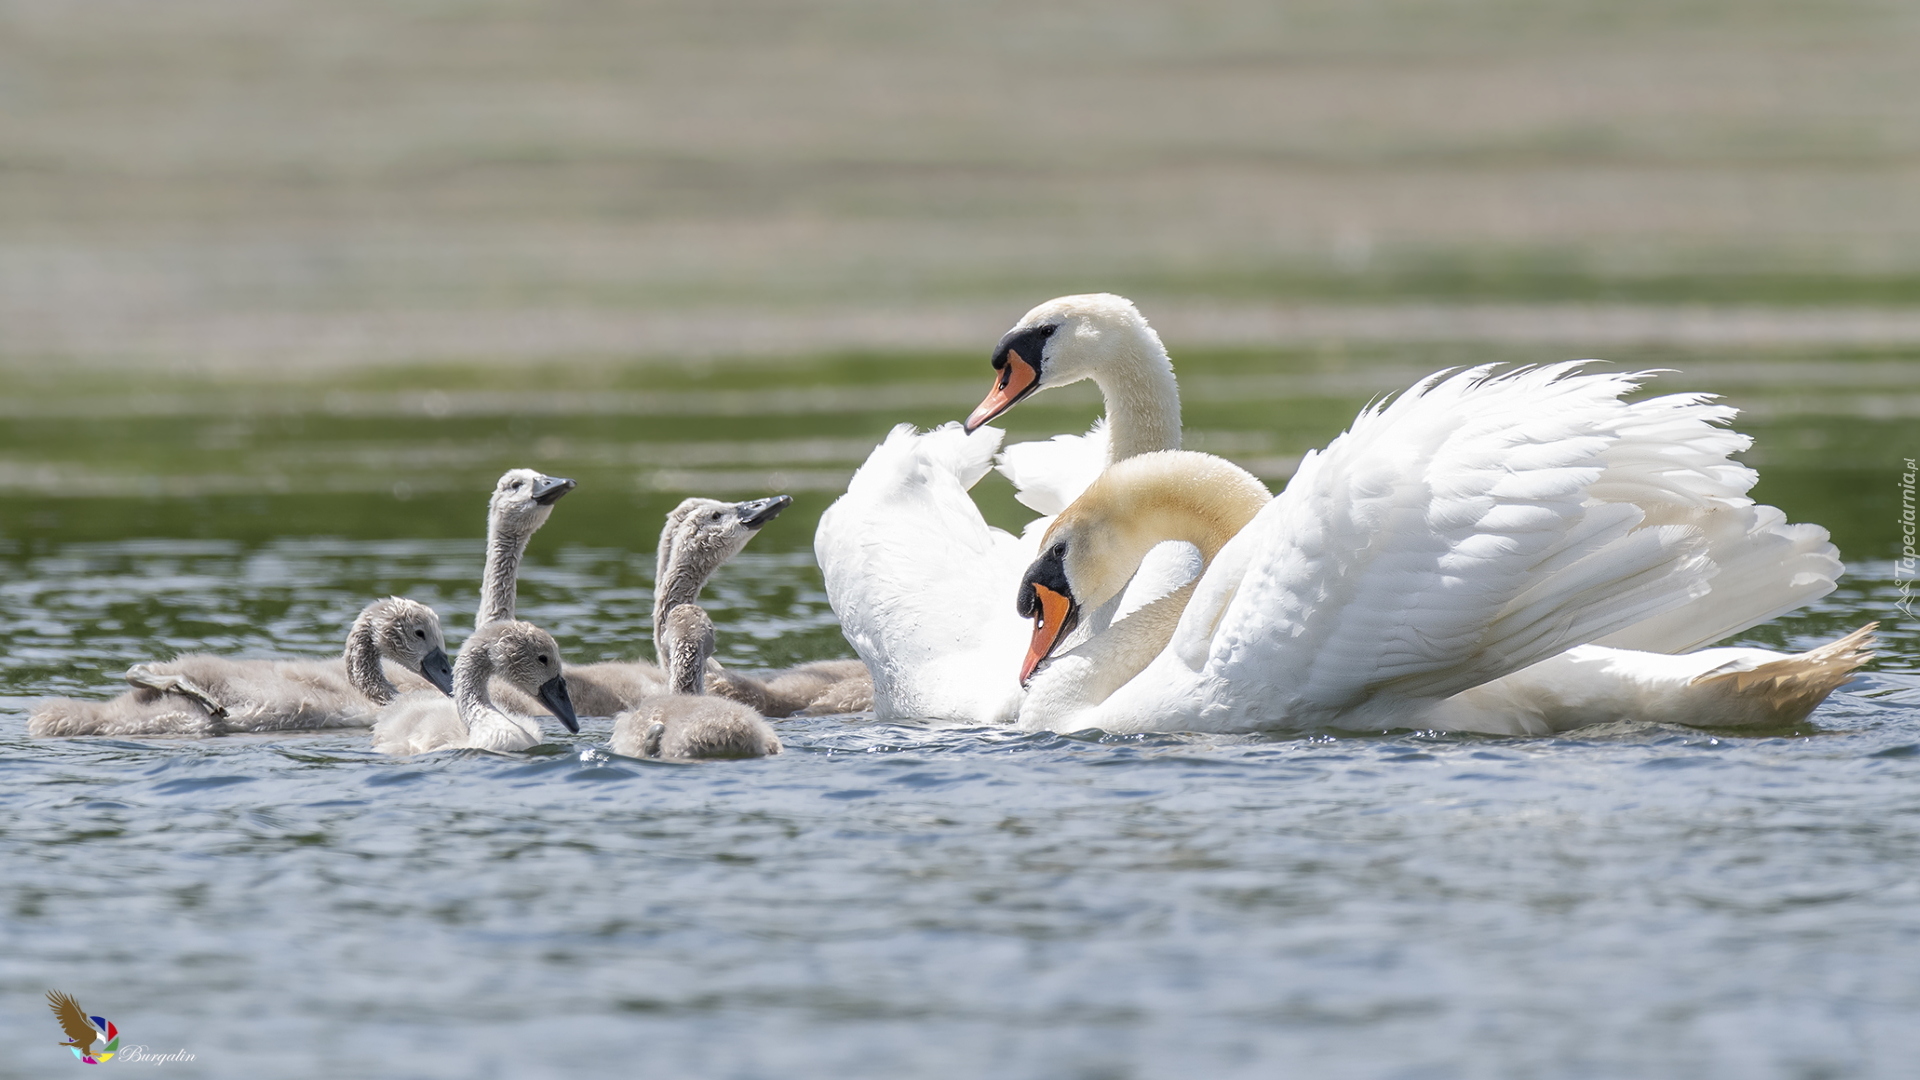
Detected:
[
  {"left": 816, "top": 294, "right": 1181, "bottom": 723},
  {"left": 1011, "top": 366, "right": 1868, "bottom": 734}
]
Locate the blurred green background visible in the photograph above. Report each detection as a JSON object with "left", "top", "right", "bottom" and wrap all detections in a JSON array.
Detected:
[{"left": 2, "top": 0, "right": 1915, "bottom": 559}]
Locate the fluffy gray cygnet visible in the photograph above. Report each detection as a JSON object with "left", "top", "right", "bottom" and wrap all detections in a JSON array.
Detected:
[
  {"left": 27, "top": 597, "right": 455, "bottom": 738},
  {"left": 372, "top": 620, "right": 579, "bottom": 755},
  {"left": 610, "top": 604, "right": 781, "bottom": 761}
]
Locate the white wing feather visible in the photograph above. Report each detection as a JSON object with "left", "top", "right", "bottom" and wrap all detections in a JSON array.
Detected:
[
  {"left": 815, "top": 423, "right": 1033, "bottom": 723},
  {"left": 1154, "top": 364, "right": 1733, "bottom": 729},
  {"left": 993, "top": 418, "right": 1110, "bottom": 516}
]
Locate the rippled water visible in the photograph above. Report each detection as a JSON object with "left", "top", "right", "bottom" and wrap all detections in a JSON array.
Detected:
[{"left": 4, "top": 517, "right": 1918, "bottom": 1078}]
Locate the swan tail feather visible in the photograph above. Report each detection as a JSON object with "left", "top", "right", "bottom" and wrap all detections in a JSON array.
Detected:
[{"left": 1687, "top": 622, "right": 1876, "bottom": 722}]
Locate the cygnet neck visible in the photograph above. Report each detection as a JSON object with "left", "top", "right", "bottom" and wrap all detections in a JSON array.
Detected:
[
  {"left": 476, "top": 519, "right": 533, "bottom": 629},
  {"left": 662, "top": 610, "right": 715, "bottom": 696},
  {"left": 652, "top": 532, "right": 717, "bottom": 665},
  {"left": 344, "top": 610, "right": 399, "bottom": 705}
]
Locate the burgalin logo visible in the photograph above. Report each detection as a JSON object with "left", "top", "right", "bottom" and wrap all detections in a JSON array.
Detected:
[{"left": 46, "top": 991, "right": 119, "bottom": 1064}]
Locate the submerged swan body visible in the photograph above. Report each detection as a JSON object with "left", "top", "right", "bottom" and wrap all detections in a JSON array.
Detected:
[
  {"left": 28, "top": 597, "right": 454, "bottom": 738},
  {"left": 818, "top": 294, "right": 1180, "bottom": 723},
  {"left": 1013, "top": 366, "right": 1867, "bottom": 735},
  {"left": 372, "top": 621, "right": 579, "bottom": 755},
  {"left": 611, "top": 605, "right": 781, "bottom": 760}
]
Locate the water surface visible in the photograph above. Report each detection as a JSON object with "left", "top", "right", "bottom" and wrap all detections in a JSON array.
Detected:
[{"left": 2, "top": 350, "right": 1917, "bottom": 1079}]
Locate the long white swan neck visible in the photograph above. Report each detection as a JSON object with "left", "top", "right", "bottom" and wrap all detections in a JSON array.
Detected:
[
  {"left": 344, "top": 610, "right": 399, "bottom": 705},
  {"left": 1089, "top": 329, "right": 1181, "bottom": 463},
  {"left": 476, "top": 518, "right": 532, "bottom": 629},
  {"left": 451, "top": 646, "right": 497, "bottom": 718},
  {"left": 1062, "top": 453, "right": 1268, "bottom": 609}
]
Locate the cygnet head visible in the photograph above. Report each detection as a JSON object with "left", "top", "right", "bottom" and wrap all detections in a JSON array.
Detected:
[
  {"left": 1015, "top": 450, "right": 1270, "bottom": 685},
  {"left": 358, "top": 597, "right": 454, "bottom": 694},
  {"left": 965, "top": 293, "right": 1165, "bottom": 432},
  {"left": 488, "top": 468, "right": 576, "bottom": 539},
  {"left": 661, "top": 494, "right": 791, "bottom": 578},
  {"left": 464, "top": 620, "right": 579, "bottom": 732}
]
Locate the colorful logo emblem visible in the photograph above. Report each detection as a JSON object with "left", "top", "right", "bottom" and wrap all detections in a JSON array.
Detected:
[{"left": 46, "top": 991, "right": 119, "bottom": 1064}]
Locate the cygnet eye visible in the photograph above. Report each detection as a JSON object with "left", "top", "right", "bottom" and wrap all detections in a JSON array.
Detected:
[
  {"left": 537, "top": 654, "right": 549, "bottom": 665},
  {"left": 509, "top": 480, "right": 524, "bottom": 490},
  {"left": 415, "top": 629, "right": 426, "bottom": 639}
]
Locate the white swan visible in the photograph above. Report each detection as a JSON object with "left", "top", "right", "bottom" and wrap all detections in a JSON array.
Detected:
[
  {"left": 371, "top": 620, "right": 579, "bottom": 754},
  {"left": 1011, "top": 366, "right": 1868, "bottom": 735},
  {"left": 610, "top": 604, "right": 781, "bottom": 760},
  {"left": 816, "top": 294, "right": 1188, "bottom": 723},
  {"left": 28, "top": 597, "right": 455, "bottom": 737}
]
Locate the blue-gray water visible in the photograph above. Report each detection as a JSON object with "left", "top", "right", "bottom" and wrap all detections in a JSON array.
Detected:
[{"left": 3, "top": 533, "right": 1917, "bottom": 1079}]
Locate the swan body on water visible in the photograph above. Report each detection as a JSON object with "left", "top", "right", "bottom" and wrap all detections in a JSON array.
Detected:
[
  {"left": 611, "top": 604, "right": 781, "bottom": 760},
  {"left": 372, "top": 620, "right": 579, "bottom": 755},
  {"left": 28, "top": 597, "right": 455, "bottom": 737},
  {"left": 1011, "top": 366, "right": 1867, "bottom": 734}
]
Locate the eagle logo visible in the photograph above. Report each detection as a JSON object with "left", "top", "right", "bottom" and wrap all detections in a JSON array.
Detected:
[{"left": 46, "top": 991, "right": 119, "bottom": 1064}]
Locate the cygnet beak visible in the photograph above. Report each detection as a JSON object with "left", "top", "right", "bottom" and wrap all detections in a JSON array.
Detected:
[
  {"left": 419, "top": 647, "right": 455, "bottom": 696},
  {"left": 531, "top": 475, "right": 576, "bottom": 505},
  {"left": 536, "top": 674, "right": 579, "bottom": 733},
  {"left": 736, "top": 494, "right": 793, "bottom": 529}
]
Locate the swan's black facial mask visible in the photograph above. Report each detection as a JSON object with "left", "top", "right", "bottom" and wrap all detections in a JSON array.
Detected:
[
  {"left": 965, "top": 323, "right": 1056, "bottom": 433},
  {"left": 1017, "top": 542, "right": 1079, "bottom": 685}
]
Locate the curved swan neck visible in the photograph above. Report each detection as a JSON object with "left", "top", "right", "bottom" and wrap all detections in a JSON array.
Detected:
[
  {"left": 476, "top": 523, "right": 531, "bottom": 629},
  {"left": 1056, "top": 452, "right": 1268, "bottom": 611},
  {"left": 344, "top": 612, "right": 399, "bottom": 705},
  {"left": 1089, "top": 331, "right": 1181, "bottom": 463}
]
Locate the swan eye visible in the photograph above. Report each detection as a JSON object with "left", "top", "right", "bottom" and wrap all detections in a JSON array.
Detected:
[
  {"left": 415, "top": 629, "right": 426, "bottom": 639},
  {"left": 1052, "top": 542, "right": 1067, "bottom": 557},
  {"left": 509, "top": 480, "right": 523, "bottom": 490},
  {"left": 537, "top": 655, "right": 549, "bottom": 665}
]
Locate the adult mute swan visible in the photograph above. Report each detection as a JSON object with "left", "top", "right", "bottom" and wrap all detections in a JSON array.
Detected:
[
  {"left": 610, "top": 604, "right": 781, "bottom": 760},
  {"left": 816, "top": 294, "right": 1186, "bottom": 723},
  {"left": 371, "top": 620, "right": 579, "bottom": 754},
  {"left": 1012, "top": 366, "right": 1869, "bottom": 735},
  {"left": 28, "top": 598, "right": 455, "bottom": 737}
]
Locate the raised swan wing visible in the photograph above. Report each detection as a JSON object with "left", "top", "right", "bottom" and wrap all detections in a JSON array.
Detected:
[{"left": 1164, "top": 364, "right": 1764, "bottom": 729}]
